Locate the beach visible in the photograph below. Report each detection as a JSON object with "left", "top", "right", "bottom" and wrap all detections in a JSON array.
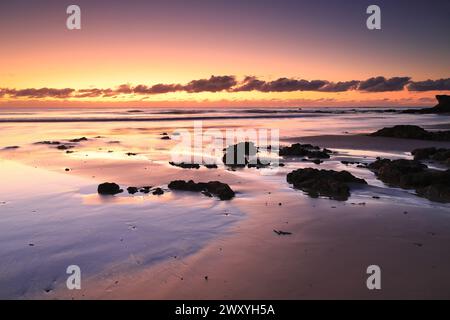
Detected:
[{"left": 0, "top": 107, "right": 449, "bottom": 299}]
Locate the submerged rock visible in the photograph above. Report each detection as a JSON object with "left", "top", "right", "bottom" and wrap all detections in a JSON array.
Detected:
[
  {"left": 286, "top": 168, "right": 367, "bottom": 201},
  {"left": 98, "top": 182, "right": 123, "bottom": 195},
  {"left": 368, "top": 158, "right": 450, "bottom": 203},
  {"left": 369, "top": 125, "right": 450, "bottom": 141},
  {"left": 168, "top": 180, "right": 235, "bottom": 200}
]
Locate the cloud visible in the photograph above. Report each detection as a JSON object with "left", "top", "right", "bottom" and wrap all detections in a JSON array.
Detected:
[
  {"left": 407, "top": 78, "right": 450, "bottom": 91},
  {"left": 358, "top": 76, "right": 411, "bottom": 92},
  {"left": 7, "top": 88, "right": 75, "bottom": 98},
  {"left": 260, "top": 78, "right": 328, "bottom": 92},
  {"left": 232, "top": 76, "right": 266, "bottom": 92},
  {"left": 183, "top": 75, "right": 237, "bottom": 93},
  {"left": 319, "top": 80, "right": 360, "bottom": 92},
  {"left": 2, "top": 75, "right": 448, "bottom": 100}
]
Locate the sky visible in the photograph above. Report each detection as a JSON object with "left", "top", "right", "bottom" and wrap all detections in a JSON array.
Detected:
[{"left": 0, "top": 0, "right": 449, "bottom": 107}]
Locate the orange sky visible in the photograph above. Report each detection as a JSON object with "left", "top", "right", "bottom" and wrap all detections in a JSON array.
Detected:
[{"left": 0, "top": 0, "right": 449, "bottom": 107}]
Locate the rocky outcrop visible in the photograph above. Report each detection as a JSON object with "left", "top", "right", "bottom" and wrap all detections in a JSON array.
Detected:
[
  {"left": 168, "top": 180, "right": 235, "bottom": 200},
  {"left": 403, "top": 95, "right": 450, "bottom": 114},
  {"left": 98, "top": 182, "right": 123, "bottom": 195},
  {"left": 369, "top": 125, "right": 450, "bottom": 141},
  {"left": 286, "top": 168, "right": 367, "bottom": 201},
  {"left": 368, "top": 158, "right": 450, "bottom": 203},
  {"left": 412, "top": 147, "right": 450, "bottom": 166},
  {"left": 279, "top": 143, "right": 332, "bottom": 159}
]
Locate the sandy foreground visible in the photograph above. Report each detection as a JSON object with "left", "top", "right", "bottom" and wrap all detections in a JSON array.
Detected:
[{"left": 46, "top": 134, "right": 450, "bottom": 300}]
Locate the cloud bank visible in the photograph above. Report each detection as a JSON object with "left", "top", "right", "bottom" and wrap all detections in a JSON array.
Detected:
[{"left": 1, "top": 76, "right": 449, "bottom": 99}]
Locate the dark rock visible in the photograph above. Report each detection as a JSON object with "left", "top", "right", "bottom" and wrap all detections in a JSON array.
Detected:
[
  {"left": 286, "top": 168, "right": 367, "bottom": 201},
  {"left": 127, "top": 187, "right": 139, "bottom": 194},
  {"left": 2, "top": 146, "right": 20, "bottom": 150},
  {"left": 152, "top": 187, "right": 164, "bottom": 195},
  {"left": 126, "top": 152, "right": 137, "bottom": 156},
  {"left": 412, "top": 147, "right": 450, "bottom": 166},
  {"left": 222, "top": 142, "right": 257, "bottom": 167},
  {"left": 368, "top": 158, "right": 450, "bottom": 203},
  {"left": 403, "top": 95, "right": 450, "bottom": 114},
  {"left": 57, "top": 145, "right": 74, "bottom": 150},
  {"left": 273, "top": 230, "right": 292, "bottom": 235},
  {"left": 69, "top": 137, "right": 88, "bottom": 143},
  {"left": 169, "top": 162, "right": 200, "bottom": 169},
  {"left": 140, "top": 186, "right": 152, "bottom": 193},
  {"left": 168, "top": 180, "right": 235, "bottom": 200},
  {"left": 35, "top": 141, "right": 61, "bottom": 145},
  {"left": 98, "top": 182, "right": 123, "bottom": 195},
  {"left": 204, "top": 164, "right": 218, "bottom": 169},
  {"left": 370, "top": 125, "right": 450, "bottom": 141},
  {"left": 161, "top": 136, "right": 171, "bottom": 140},
  {"left": 279, "top": 143, "right": 331, "bottom": 159}
]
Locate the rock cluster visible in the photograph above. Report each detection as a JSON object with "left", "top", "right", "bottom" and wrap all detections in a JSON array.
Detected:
[
  {"left": 279, "top": 143, "right": 332, "bottom": 159},
  {"left": 286, "top": 168, "right": 367, "bottom": 201},
  {"left": 168, "top": 180, "right": 235, "bottom": 200},
  {"left": 368, "top": 158, "right": 450, "bottom": 203},
  {"left": 412, "top": 147, "right": 450, "bottom": 166}
]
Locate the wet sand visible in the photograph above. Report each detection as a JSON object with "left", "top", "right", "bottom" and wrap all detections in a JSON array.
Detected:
[{"left": 1, "top": 109, "right": 449, "bottom": 299}]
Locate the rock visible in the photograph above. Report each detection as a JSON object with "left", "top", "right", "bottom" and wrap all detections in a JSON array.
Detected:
[
  {"left": 127, "top": 187, "right": 139, "bottom": 194},
  {"left": 412, "top": 147, "right": 450, "bottom": 166},
  {"left": 2, "top": 146, "right": 20, "bottom": 150},
  {"left": 35, "top": 141, "right": 61, "bottom": 145},
  {"left": 368, "top": 158, "right": 450, "bottom": 203},
  {"left": 98, "top": 182, "right": 123, "bottom": 195},
  {"left": 168, "top": 180, "right": 235, "bottom": 200},
  {"left": 161, "top": 136, "right": 171, "bottom": 140},
  {"left": 279, "top": 143, "right": 331, "bottom": 159},
  {"left": 222, "top": 142, "right": 258, "bottom": 167},
  {"left": 169, "top": 162, "right": 200, "bottom": 169},
  {"left": 273, "top": 230, "right": 292, "bottom": 235},
  {"left": 204, "top": 164, "right": 218, "bottom": 169},
  {"left": 57, "top": 145, "right": 74, "bottom": 150},
  {"left": 403, "top": 95, "right": 450, "bottom": 114},
  {"left": 69, "top": 137, "right": 88, "bottom": 143},
  {"left": 369, "top": 125, "right": 450, "bottom": 141},
  {"left": 140, "top": 186, "right": 152, "bottom": 193},
  {"left": 126, "top": 152, "right": 137, "bottom": 156},
  {"left": 286, "top": 168, "right": 367, "bottom": 201},
  {"left": 152, "top": 187, "right": 164, "bottom": 195}
]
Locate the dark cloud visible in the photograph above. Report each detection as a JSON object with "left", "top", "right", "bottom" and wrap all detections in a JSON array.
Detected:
[
  {"left": 358, "top": 76, "right": 411, "bottom": 92},
  {"left": 260, "top": 78, "right": 328, "bottom": 92},
  {"left": 75, "top": 88, "right": 115, "bottom": 98},
  {"left": 183, "top": 75, "right": 237, "bottom": 93},
  {"left": 319, "top": 80, "right": 360, "bottom": 92},
  {"left": 1, "top": 76, "right": 447, "bottom": 100},
  {"left": 9, "top": 88, "right": 75, "bottom": 98},
  {"left": 407, "top": 78, "right": 450, "bottom": 91},
  {"left": 232, "top": 76, "right": 266, "bottom": 92},
  {"left": 116, "top": 84, "right": 133, "bottom": 94}
]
